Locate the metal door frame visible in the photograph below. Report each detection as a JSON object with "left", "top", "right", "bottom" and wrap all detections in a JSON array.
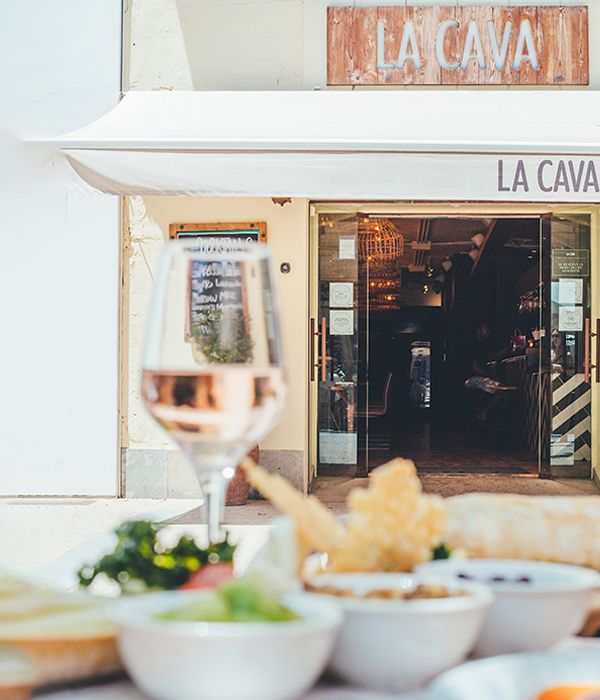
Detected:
[{"left": 308, "top": 202, "right": 600, "bottom": 489}]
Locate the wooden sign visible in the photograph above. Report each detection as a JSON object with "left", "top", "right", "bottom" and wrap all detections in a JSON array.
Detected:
[
  {"left": 327, "top": 6, "right": 588, "bottom": 86},
  {"left": 169, "top": 221, "right": 267, "bottom": 243}
]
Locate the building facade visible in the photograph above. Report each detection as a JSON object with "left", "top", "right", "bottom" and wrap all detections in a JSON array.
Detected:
[
  {"left": 3, "top": 1, "right": 600, "bottom": 497},
  {"left": 119, "top": 1, "right": 600, "bottom": 497}
]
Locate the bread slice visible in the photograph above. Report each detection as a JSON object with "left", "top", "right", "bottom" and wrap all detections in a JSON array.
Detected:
[
  {"left": 0, "top": 648, "right": 35, "bottom": 699},
  {"left": 0, "top": 574, "right": 120, "bottom": 686},
  {"left": 6, "top": 636, "right": 119, "bottom": 687}
]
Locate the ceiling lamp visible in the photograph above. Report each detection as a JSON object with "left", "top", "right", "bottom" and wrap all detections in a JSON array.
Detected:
[{"left": 359, "top": 219, "right": 404, "bottom": 263}]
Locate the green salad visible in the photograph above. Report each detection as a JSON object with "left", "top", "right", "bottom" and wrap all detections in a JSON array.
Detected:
[{"left": 158, "top": 580, "right": 300, "bottom": 623}]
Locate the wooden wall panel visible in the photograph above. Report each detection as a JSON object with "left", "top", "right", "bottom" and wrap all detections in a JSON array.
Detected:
[{"left": 326, "top": 5, "right": 589, "bottom": 86}]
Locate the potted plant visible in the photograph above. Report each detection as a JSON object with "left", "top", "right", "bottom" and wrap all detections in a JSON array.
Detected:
[{"left": 226, "top": 445, "right": 259, "bottom": 505}]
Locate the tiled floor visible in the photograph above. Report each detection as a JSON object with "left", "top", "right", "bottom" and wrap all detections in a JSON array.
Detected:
[{"left": 311, "top": 473, "right": 599, "bottom": 503}]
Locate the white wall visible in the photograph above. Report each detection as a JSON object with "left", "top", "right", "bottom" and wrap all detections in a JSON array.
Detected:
[
  {"left": 130, "top": 0, "right": 600, "bottom": 91},
  {"left": 0, "top": 1, "right": 121, "bottom": 495}
]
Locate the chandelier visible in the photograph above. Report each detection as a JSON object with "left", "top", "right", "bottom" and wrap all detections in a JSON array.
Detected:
[{"left": 359, "top": 219, "right": 404, "bottom": 263}]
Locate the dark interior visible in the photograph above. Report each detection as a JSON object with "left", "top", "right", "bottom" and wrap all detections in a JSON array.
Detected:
[{"left": 358, "top": 217, "right": 542, "bottom": 474}]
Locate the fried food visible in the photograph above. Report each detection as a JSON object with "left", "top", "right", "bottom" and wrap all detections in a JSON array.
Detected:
[
  {"left": 241, "top": 457, "right": 344, "bottom": 555},
  {"left": 242, "top": 457, "right": 445, "bottom": 573},
  {"left": 330, "top": 459, "right": 445, "bottom": 572}
]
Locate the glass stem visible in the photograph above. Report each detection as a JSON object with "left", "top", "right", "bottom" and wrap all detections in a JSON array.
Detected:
[{"left": 197, "top": 472, "right": 227, "bottom": 544}]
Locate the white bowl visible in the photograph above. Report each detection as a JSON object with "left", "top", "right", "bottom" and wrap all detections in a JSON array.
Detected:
[
  {"left": 305, "top": 572, "right": 493, "bottom": 692},
  {"left": 417, "top": 559, "right": 600, "bottom": 657},
  {"left": 428, "top": 644, "right": 600, "bottom": 700},
  {"left": 109, "top": 590, "right": 343, "bottom": 700}
]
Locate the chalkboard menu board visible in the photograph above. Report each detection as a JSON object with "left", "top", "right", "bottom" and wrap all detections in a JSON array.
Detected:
[
  {"left": 189, "top": 258, "right": 244, "bottom": 339},
  {"left": 169, "top": 222, "right": 267, "bottom": 351}
]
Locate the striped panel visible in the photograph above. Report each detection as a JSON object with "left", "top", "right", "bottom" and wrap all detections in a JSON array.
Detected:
[
  {"left": 552, "top": 373, "right": 591, "bottom": 463},
  {"left": 553, "top": 374, "right": 585, "bottom": 403},
  {"left": 552, "top": 389, "right": 591, "bottom": 430},
  {"left": 553, "top": 381, "right": 590, "bottom": 416}
]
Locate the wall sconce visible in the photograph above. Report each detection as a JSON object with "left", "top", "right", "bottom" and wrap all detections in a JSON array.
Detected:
[
  {"left": 272, "top": 197, "right": 292, "bottom": 207},
  {"left": 471, "top": 233, "right": 485, "bottom": 248}
]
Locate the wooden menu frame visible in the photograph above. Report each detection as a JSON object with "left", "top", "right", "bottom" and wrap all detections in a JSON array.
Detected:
[{"left": 169, "top": 221, "right": 268, "bottom": 243}]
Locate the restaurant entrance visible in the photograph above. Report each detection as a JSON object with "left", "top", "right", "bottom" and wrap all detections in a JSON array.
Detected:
[{"left": 309, "top": 206, "right": 597, "bottom": 484}]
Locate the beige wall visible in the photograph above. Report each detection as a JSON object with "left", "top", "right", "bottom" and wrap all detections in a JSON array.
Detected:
[
  {"left": 125, "top": 196, "right": 309, "bottom": 460},
  {"left": 129, "top": 0, "right": 600, "bottom": 91}
]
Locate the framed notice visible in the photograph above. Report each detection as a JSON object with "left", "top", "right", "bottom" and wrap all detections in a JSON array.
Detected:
[
  {"left": 169, "top": 222, "right": 267, "bottom": 342},
  {"left": 552, "top": 249, "right": 589, "bottom": 278}
]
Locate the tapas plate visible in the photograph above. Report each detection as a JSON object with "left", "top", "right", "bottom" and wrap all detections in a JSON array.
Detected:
[{"left": 427, "top": 643, "right": 600, "bottom": 700}]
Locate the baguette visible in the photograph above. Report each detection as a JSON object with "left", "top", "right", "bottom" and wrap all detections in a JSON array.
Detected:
[{"left": 445, "top": 494, "right": 600, "bottom": 570}]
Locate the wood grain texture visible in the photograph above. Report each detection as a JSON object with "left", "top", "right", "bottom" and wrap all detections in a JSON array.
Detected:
[
  {"left": 327, "top": 5, "right": 589, "bottom": 86},
  {"left": 169, "top": 221, "right": 268, "bottom": 242}
]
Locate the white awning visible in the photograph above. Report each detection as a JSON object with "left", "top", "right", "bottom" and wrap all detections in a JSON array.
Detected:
[{"left": 49, "top": 91, "right": 600, "bottom": 201}]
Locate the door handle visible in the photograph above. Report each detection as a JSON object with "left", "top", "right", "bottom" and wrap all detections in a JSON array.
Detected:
[
  {"left": 310, "top": 318, "right": 316, "bottom": 382},
  {"left": 320, "top": 316, "right": 327, "bottom": 382},
  {"left": 584, "top": 317, "right": 597, "bottom": 384},
  {"left": 310, "top": 317, "right": 327, "bottom": 382},
  {"left": 596, "top": 319, "right": 600, "bottom": 384}
]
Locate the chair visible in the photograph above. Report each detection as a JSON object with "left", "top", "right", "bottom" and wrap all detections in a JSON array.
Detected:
[{"left": 357, "top": 372, "right": 394, "bottom": 418}]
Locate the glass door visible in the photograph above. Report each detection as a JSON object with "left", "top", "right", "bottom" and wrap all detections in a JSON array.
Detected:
[
  {"left": 311, "top": 213, "right": 363, "bottom": 477},
  {"left": 538, "top": 214, "right": 595, "bottom": 477}
]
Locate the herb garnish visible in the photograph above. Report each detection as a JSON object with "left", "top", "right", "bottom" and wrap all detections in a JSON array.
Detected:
[{"left": 78, "top": 520, "right": 235, "bottom": 592}]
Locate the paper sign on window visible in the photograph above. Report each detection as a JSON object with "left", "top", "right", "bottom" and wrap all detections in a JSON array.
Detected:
[
  {"left": 330, "top": 310, "right": 354, "bottom": 335},
  {"left": 329, "top": 282, "right": 354, "bottom": 308},
  {"left": 339, "top": 236, "right": 356, "bottom": 260},
  {"left": 558, "top": 306, "right": 583, "bottom": 332},
  {"left": 558, "top": 278, "right": 583, "bottom": 305}
]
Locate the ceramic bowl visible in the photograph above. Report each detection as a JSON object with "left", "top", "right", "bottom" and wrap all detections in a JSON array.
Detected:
[
  {"left": 417, "top": 559, "right": 600, "bottom": 657},
  {"left": 304, "top": 572, "right": 493, "bottom": 692},
  {"left": 427, "top": 644, "right": 600, "bottom": 700},
  {"left": 109, "top": 590, "right": 342, "bottom": 700}
]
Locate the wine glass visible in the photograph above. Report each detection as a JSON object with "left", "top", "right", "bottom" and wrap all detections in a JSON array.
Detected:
[{"left": 141, "top": 238, "right": 287, "bottom": 544}]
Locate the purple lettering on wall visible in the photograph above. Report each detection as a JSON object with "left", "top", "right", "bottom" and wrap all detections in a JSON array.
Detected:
[
  {"left": 497, "top": 159, "right": 510, "bottom": 192},
  {"left": 584, "top": 161, "right": 599, "bottom": 192},
  {"left": 537, "top": 160, "right": 553, "bottom": 192},
  {"left": 512, "top": 160, "right": 529, "bottom": 192}
]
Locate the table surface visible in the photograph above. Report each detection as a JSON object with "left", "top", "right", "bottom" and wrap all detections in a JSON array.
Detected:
[
  {"left": 41, "top": 679, "right": 422, "bottom": 699},
  {"left": 30, "top": 525, "right": 600, "bottom": 700},
  {"left": 38, "top": 640, "right": 598, "bottom": 700}
]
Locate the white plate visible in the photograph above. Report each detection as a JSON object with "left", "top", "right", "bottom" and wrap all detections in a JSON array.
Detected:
[{"left": 427, "top": 643, "right": 600, "bottom": 700}]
